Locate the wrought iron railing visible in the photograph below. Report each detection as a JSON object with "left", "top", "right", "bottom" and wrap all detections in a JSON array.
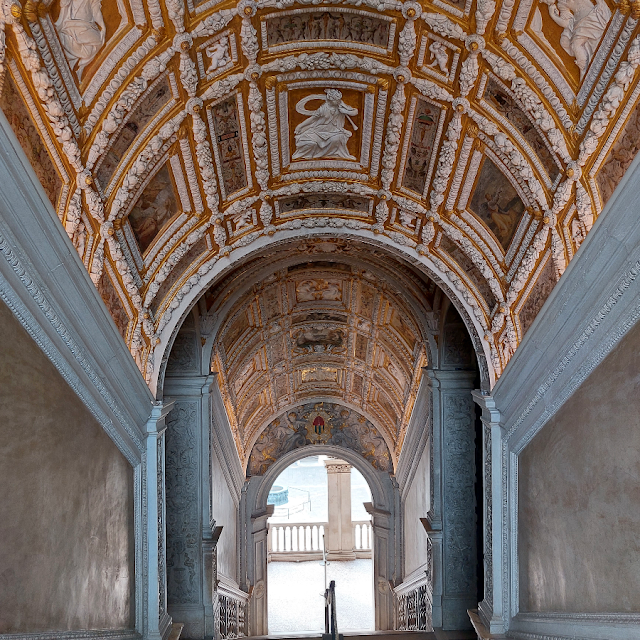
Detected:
[{"left": 324, "top": 579, "right": 338, "bottom": 640}]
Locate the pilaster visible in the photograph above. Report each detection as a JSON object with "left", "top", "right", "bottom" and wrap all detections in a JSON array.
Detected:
[
  {"left": 471, "top": 391, "right": 507, "bottom": 636},
  {"left": 325, "top": 459, "right": 357, "bottom": 561},
  {"left": 364, "top": 502, "right": 394, "bottom": 630},
  {"left": 426, "top": 368, "right": 477, "bottom": 631},
  {"left": 144, "top": 401, "right": 175, "bottom": 640},
  {"left": 164, "top": 374, "right": 216, "bottom": 639}
]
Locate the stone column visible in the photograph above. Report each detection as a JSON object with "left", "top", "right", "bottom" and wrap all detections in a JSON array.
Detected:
[
  {"left": 144, "top": 401, "right": 175, "bottom": 640},
  {"left": 471, "top": 391, "right": 506, "bottom": 635},
  {"left": 426, "top": 369, "right": 477, "bottom": 631},
  {"left": 324, "top": 458, "right": 356, "bottom": 560},
  {"left": 164, "top": 375, "right": 216, "bottom": 639}
]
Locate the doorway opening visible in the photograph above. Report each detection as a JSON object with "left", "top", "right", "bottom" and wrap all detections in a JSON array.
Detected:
[{"left": 266, "top": 455, "right": 374, "bottom": 633}]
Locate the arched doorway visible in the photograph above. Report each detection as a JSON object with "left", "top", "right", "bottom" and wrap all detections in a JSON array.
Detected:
[
  {"left": 240, "top": 439, "right": 401, "bottom": 636},
  {"left": 161, "top": 243, "right": 484, "bottom": 637},
  {"left": 266, "top": 454, "right": 375, "bottom": 633}
]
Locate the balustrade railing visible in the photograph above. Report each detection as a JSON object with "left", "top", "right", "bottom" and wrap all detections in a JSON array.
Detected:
[
  {"left": 269, "top": 522, "right": 327, "bottom": 554},
  {"left": 267, "top": 520, "right": 373, "bottom": 560},
  {"left": 353, "top": 521, "right": 372, "bottom": 550}
]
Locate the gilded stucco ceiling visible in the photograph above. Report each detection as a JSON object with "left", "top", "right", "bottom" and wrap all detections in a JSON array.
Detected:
[
  {"left": 1, "top": 0, "right": 639, "bottom": 393},
  {"left": 212, "top": 258, "right": 428, "bottom": 460},
  {"left": 185, "top": 237, "right": 442, "bottom": 464}
]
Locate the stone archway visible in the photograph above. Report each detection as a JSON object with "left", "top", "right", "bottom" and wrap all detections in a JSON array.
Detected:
[
  {"left": 152, "top": 232, "right": 494, "bottom": 399},
  {"left": 240, "top": 444, "right": 401, "bottom": 635}
]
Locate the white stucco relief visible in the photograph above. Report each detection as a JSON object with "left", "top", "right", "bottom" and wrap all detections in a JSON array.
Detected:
[
  {"left": 205, "top": 40, "right": 230, "bottom": 74},
  {"left": 428, "top": 41, "right": 450, "bottom": 74},
  {"left": 292, "top": 89, "right": 359, "bottom": 160},
  {"left": 534, "top": 0, "right": 611, "bottom": 79},
  {"left": 54, "top": 0, "right": 119, "bottom": 80},
  {"left": 5, "top": 0, "right": 640, "bottom": 395}
]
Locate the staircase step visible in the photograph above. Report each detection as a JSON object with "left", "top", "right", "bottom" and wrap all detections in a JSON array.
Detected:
[
  {"left": 433, "top": 629, "right": 477, "bottom": 640},
  {"left": 167, "top": 622, "right": 184, "bottom": 640},
  {"left": 252, "top": 631, "right": 435, "bottom": 640}
]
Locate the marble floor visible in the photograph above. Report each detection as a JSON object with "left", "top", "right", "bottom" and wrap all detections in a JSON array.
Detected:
[{"left": 268, "top": 559, "right": 375, "bottom": 633}]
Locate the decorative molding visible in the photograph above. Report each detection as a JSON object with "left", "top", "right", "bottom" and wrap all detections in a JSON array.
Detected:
[{"left": 0, "top": 631, "right": 141, "bottom": 640}]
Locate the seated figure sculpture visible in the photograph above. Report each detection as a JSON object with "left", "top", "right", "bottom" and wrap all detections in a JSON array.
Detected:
[{"left": 292, "top": 89, "right": 359, "bottom": 161}]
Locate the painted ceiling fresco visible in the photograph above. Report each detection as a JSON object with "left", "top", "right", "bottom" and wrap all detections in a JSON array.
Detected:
[
  {"left": 247, "top": 401, "right": 394, "bottom": 476},
  {"left": 1, "top": 0, "right": 640, "bottom": 394},
  {"left": 209, "top": 255, "right": 431, "bottom": 463}
]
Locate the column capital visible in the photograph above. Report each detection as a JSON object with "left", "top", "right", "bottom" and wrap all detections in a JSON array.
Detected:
[
  {"left": 324, "top": 458, "right": 351, "bottom": 473},
  {"left": 163, "top": 373, "right": 216, "bottom": 397},
  {"left": 145, "top": 400, "right": 176, "bottom": 435},
  {"left": 424, "top": 366, "right": 476, "bottom": 388},
  {"left": 471, "top": 390, "right": 503, "bottom": 428},
  {"left": 251, "top": 504, "right": 274, "bottom": 527}
]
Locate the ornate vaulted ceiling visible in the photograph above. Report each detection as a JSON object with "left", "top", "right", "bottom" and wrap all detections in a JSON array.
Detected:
[
  {"left": 204, "top": 242, "right": 437, "bottom": 462},
  {"left": 1, "top": 0, "right": 639, "bottom": 393}
]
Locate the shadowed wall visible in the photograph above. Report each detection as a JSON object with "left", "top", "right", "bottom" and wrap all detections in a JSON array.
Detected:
[
  {"left": 212, "top": 444, "right": 238, "bottom": 582},
  {"left": 403, "top": 441, "right": 430, "bottom": 578},
  {"left": 519, "top": 318, "right": 640, "bottom": 612},
  {"left": 0, "top": 300, "right": 135, "bottom": 633}
]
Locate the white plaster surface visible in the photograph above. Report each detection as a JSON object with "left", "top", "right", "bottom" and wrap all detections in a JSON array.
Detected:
[
  {"left": 403, "top": 439, "right": 430, "bottom": 577},
  {"left": 268, "top": 559, "right": 374, "bottom": 633},
  {"left": 213, "top": 442, "right": 238, "bottom": 581}
]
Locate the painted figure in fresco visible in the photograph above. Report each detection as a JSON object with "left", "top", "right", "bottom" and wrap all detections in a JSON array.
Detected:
[
  {"left": 327, "top": 14, "right": 344, "bottom": 39},
  {"left": 130, "top": 188, "right": 174, "bottom": 251},
  {"left": 597, "top": 108, "right": 640, "bottom": 204},
  {"left": 295, "top": 326, "right": 344, "bottom": 350},
  {"left": 292, "top": 89, "right": 359, "bottom": 160},
  {"left": 310, "top": 14, "right": 325, "bottom": 39},
  {"left": 539, "top": 0, "right": 611, "bottom": 79},
  {"left": 55, "top": 0, "right": 106, "bottom": 80},
  {"left": 128, "top": 166, "right": 178, "bottom": 253},
  {"left": 481, "top": 188, "right": 520, "bottom": 245}
]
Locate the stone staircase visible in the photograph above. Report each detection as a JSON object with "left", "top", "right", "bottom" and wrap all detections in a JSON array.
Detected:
[{"left": 249, "top": 629, "right": 477, "bottom": 640}]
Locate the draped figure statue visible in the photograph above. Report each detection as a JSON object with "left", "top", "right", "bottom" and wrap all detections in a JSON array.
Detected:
[
  {"left": 55, "top": 0, "right": 106, "bottom": 81},
  {"left": 292, "top": 89, "right": 359, "bottom": 161},
  {"left": 540, "top": 0, "right": 611, "bottom": 79}
]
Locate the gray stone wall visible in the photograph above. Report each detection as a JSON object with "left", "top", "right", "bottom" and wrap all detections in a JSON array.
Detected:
[
  {"left": 0, "top": 299, "right": 134, "bottom": 633},
  {"left": 518, "top": 317, "right": 640, "bottom": 613},
  {"left": 166, "top": 400, "right": 202, "bottom": 607}
]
